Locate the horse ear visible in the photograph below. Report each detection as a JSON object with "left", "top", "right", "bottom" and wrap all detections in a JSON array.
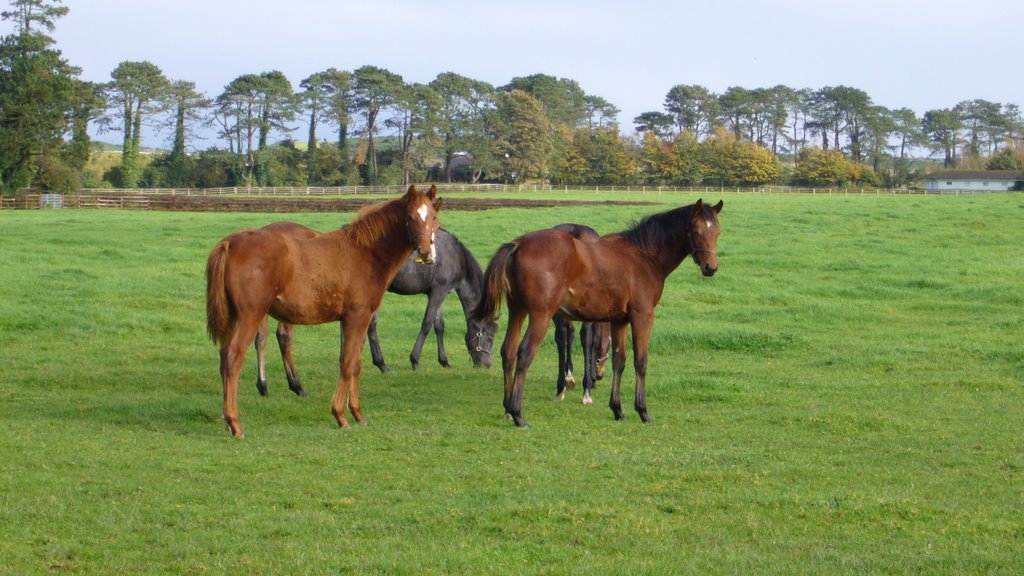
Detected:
[
  {"left": 426, "top": 184, "right": 438, "bottom": 200},
  {"left": 712, "top": 200, "right": 723, "bottom": 214},
  {"left": 433, "top": 197, "right": 443, "bottom": 212},
  {"left": 693, "top": 198, "right": 704, "bottom": 213},
  {"left": 406, "top": 184, "right": 419, "bottom": 196}
]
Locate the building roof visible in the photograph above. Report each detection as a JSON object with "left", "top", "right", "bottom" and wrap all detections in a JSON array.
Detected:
[{"left": 924, "top": 170, "right": 1024, "bottom": 180}]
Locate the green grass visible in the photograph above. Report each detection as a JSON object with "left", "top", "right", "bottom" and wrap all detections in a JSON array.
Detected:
[{"left": 1, "top": 192, "right": 1022, "bottom": 574}]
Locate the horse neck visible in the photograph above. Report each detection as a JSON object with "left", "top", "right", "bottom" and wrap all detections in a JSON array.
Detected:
[
  {"left": 454, "top": 247, "right": 485, "bottom": 326},
  {"left": 338, "top": 200, "right": 415, "bottom": 275},
  {"left": 628, "top": 207, "right": 696, "bottom": 279}
]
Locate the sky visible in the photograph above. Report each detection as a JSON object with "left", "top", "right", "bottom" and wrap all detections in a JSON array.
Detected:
[{"left": 44, "top": 0, "right": 1024, "bottom": 149}]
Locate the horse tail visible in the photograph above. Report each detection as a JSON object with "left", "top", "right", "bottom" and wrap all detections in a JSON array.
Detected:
[
  {"left": 475, "top": 241, "right": 518, "bottom": 323},
  {"left": 205, "top": 240, "right": 233, "bottom": 346}
]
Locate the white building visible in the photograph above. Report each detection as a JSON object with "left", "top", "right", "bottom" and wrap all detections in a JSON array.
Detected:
[{"left": 923, "top": 170, "right": 1024, "bottom": 192}]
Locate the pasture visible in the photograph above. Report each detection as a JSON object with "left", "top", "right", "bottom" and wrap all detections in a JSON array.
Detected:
[{"left": 0, "top": 192, "right": 1021, "bottom": 574}]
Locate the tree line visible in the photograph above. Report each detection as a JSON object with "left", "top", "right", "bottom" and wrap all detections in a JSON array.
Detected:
[{"left": 3, "top": 0, "right": 1023, "bottom": 194}]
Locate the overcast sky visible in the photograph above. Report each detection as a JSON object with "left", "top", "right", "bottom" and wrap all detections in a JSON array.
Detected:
[{"left": 47, "top": 0, "right": 1024, "bottom": 148}]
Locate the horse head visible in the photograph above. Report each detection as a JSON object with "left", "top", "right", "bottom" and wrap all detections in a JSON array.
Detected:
[
  {"left": 689, "top": 199, "right": 723, "bottom": 277},
  {"left": 404, "top": 184, "right": 442, "bottom": 264},
  {"left": 466, "top": 317, "right": 498, "bottom": 368}
]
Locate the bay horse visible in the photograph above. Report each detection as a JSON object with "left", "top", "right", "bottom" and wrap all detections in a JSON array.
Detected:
[
  {"left": 206, "top": 184, "right": 442, "bottom": 436},
  {"left": 551, "top": 223, "right": 611, "bottom": 404},
  {"left": 476, "top": 199, "right": 723, "bottom": 427},
  {"left": 251, "top": 226, "right": 498, "bottom": 397}
]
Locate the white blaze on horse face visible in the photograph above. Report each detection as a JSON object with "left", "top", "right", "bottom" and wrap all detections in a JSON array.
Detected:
[{"left": 417, "top": 203, "right": 429, "bottom": 222}]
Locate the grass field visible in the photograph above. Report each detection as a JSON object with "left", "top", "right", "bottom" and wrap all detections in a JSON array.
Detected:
[{"left": 1, "top": 192, "right": 1022, "bottom": 574}]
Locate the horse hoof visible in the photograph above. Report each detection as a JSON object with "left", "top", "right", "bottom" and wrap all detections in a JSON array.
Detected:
[
  {"left": 613, "top": 411, "right": 626, "bottom": 421},
  {"left": 582, "top": 394, "right": 593, "bottom": 405},
  {"left": 564, "top": 372, "right": 576, "bottom": 390},
  {"left": 256, "top": 382, "right": 268, "bottom": 397},
  {"left": 639, "top": 412, "right": 653, "bottom": 424},
  {"left": 290, "top": 387, "right": 308, "bottom": 397},
  {"left": 554, "top": 391, "right": 565, "bottom": 401}
]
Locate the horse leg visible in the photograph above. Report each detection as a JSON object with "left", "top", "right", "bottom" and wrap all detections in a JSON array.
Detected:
[
  {"left": 565, "top": 319, "right": 577, "bottom": 392},
  {"left": 367, "top": 313, "right": 390, "bottom": 373},
  {"left": 607, "top": 322, "right": 630, "bottom": 421},
  {"left": 222, "top": 316, "right": 262, "bottom": 437},
  {"left": 630, "top": 313, "right": 655, "bottom": 423},
  {"left": 254, "top": 316, "right": 269, "bottom": 396},
  {"left": 500, "top": 307, "right": 527, "bottom": 420},
  {"left": 553, "top": 317, "right": 569, "bottom": 400},
  {"left": 508, "top": 312, "right": 552, "bottom": 428},
  {"left": 409, "top": 290, "right": 446, "bottom": 370},
  {"left": 433, "top": 307, "right": 451, "bottom": 368},
  {"left": 275, "top": 322, "right": 306, "bottom": 397},
  {"left": 581, "top": 322, "right": 597, "bottom": 405},
  {"left": 331, "top": 314, "right": 372, "bottom": 428}
]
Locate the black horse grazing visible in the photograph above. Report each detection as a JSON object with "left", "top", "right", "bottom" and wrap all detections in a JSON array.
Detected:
[
  {"left": 253, "top": 224, "right": 497, "bottom": 398},
  {"left": 476, "top": 199, "right": 723, "bottom": 427},
  {"left": 551, "top": 224, "right": 611, "bottom": 405},
  {"left": 367, "top": 228, "right": 498, "bottom": 372}
]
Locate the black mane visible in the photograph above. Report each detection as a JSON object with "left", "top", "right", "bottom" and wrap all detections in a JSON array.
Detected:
[{"left": 622, "top": 204, "right": 694, "bottom": 252}]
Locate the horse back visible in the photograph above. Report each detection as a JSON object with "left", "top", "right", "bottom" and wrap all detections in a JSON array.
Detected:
[{"left": 513, "top": 230, "right": 657, "bottom": 321}]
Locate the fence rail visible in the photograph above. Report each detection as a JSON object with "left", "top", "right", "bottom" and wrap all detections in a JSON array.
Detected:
[{"left": 1, "top": 184, "right": 1010, "bottom": 211}]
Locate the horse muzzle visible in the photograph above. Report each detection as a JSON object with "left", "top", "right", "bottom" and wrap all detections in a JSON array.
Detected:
[{"left": 414, "top": 241, "right": 436, "bottom": 264}]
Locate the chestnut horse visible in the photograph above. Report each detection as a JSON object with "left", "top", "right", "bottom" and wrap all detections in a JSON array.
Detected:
[
  {"left": 206, "top": 185, "right": 442, "bottom": 436},
  {"left": 250, "top": 225, "right": 498, "bottom": 397},
  {"left": 476, "top": 199, "right": 723, "bottom": 427},
  {"left": 551, "top": 223, "right": 611, "bottom": 404}
]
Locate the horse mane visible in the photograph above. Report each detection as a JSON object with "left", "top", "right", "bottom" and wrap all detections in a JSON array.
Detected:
[
  {"left": 449, "top": 229, "right": 485, "bottom": 294},
  {"left": 341, "top": 197, "right": 405, "bottom": 248},
  {"left": 622, "top": 203, "right": 715, "bottom": 252}
]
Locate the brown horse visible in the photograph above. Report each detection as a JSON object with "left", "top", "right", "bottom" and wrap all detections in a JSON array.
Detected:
[
  {"left": 476, "top": 199, "right": 723, "bottom": 427},
  {"left": 206, "top": 185, "right": 442, "bottom": 436}
]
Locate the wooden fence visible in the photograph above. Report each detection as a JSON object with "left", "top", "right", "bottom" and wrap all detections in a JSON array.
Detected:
[{"left": 0, "top": 184, "right": 1009, "bottom": 212}]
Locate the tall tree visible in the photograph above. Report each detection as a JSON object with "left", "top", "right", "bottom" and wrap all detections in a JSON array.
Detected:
[
  {"left": 388, "top": 82, "right": 440, "bottom": 185},
  {"left": 215, "top": 73, "right": 263, "bottom": 183},
  {"left": 502, "top": 74, "right": 588, "bottom": 129},
  {"left": 956, "top": 99, "right": 1006, "bottom": 156},
  {"left": 718, "top": 87, "right": 753, "bottom": 140},
  {"left": 254, "top": 70, "right": 295, "bottom": 150},
  {"left": 663, "top": 84, "right": 718, "bottom": 137},
  {"left": 351, "top": 65, "right": 403, "bottom": 184},
  {"left": 922, "top": 108, "right": 963, "bottom": 167},
  {"left": 1, "top": 0, "right": 66, "bottom": 35},
  {"left": 805, "top": 85, "right": 871, "bottom": 155},
  {"left": 0, "top": 0, "right": 86, "bottom": 191},
  {"left": 888, "top": 107, "right": 926, "bottom": 185},
  {"left": 633, "top": 111, "right": 675, "bottom": 139},
  {"left": 104, "top": 61, "right": 170, "bottom": 187},
  {"left": 430, "top": 72, "right": 495, "bottom": 182},
  {"left": 162, "top": 80, "right": 208, "bottom": 185},
  {"left": 583, "top": 95, "right": 619, "bottom": 129},
  {"left": 491, "top": 89, "right": 552, "bottom": 182},
  {"left": 300, "top": 68, "right": 352, "bottom": 183}
]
